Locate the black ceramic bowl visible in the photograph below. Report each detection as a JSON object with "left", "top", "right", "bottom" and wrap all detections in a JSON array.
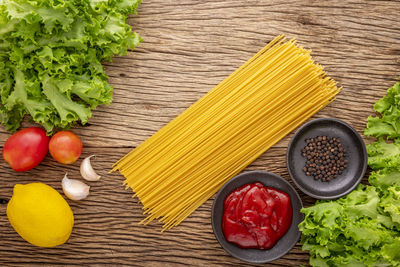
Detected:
[
  {"left": 211, "top": 171, "right": 303, "bottom": 263},
  {"left": 287, "top": 118, "right": 367, "bottom": 200}
]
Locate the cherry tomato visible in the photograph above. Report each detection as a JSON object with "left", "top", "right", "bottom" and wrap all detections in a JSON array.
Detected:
[
  {"left": 49, "top": 131, "right": 82, "bottom": 164},
  {"left": 3, "top": 127, "right": 50, "bottom": 172}
]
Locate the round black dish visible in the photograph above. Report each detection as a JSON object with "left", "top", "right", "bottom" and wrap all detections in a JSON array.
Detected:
[
  {"left": 287, "top": 118, "right": 367, "bottom": 200},
  {"left": 211, "top": 171, "right": 303, "bottom": 263}
]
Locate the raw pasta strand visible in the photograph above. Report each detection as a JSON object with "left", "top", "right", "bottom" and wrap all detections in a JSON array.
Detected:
[
  {"left": 113, "top": 35, "right": 340, "bottom": 230},
  {"left": 135, "top": 61, "right": 325, "bottom": 203},
  {"left": 126, "top": 51, "right": 313, "bottom": 192},
  {"left": 117, "top": 39, "right": 300, "bottom": 175},
  {"left": 120, "top": 40, "right": 300, "bottom": 178},
  {"left": 138, "top": 67, "right": 321, "bottom": 206},
  {"left": 113, "top": 35, "right": 287, "bottom": 169},
  {"left": 142, "top": 80, "right": 333, "bottom": 222},
  {"left": 128, "top": 54, "right": 312, "bottom": 194}
]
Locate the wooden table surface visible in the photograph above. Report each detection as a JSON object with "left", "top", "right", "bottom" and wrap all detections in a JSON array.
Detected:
[{"left": 1, "top": 0, "right": 400, "bottom": 266}]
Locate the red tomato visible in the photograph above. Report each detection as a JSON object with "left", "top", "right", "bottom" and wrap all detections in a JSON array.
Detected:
[
  {"left": 3, "top": 127, "right": 50, "bottom": 172},
  {"left": 49, "top": 131, "right": 82, "bottom": 164}
]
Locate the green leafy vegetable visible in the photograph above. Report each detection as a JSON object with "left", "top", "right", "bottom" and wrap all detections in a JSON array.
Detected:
[
  {"left": 300, "top": 81, "right": 400, "bottom": 266},
  {"left": 369, "top": 168, "right": 400, "bottom": 188},
  {"left": 300, "top": 183, "right": 400, "bottom": 266},
  {"left": 367, "top": 138, "right": 400, "bottom": 170},
  {"left": 365, "top": 82, "right": 400, "bottom": 139},
  {"left": 0, "top": 0, "right": 141, "bottom": 133}
]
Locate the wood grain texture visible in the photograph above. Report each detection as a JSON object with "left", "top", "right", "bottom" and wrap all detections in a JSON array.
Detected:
[{"left": 0, "top": 0, "right": 399, "bottom": 266}]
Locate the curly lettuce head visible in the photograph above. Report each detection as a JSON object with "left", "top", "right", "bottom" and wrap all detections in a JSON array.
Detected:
[
  {"left": 300, "top": 185, "right": 400, "bottom": 267},
  {"left": 0, "top": 0, "right": 141, "bottom": 133},
  {"left": 365, "top": 82, "right": 400, "bottom": 139}
]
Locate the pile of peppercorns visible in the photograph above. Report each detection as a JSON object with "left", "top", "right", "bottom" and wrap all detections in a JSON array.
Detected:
[{"left": 301, "top": 136, "right": 348, "bottom": 182}]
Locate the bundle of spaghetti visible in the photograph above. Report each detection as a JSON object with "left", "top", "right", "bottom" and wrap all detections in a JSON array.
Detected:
[{"left": 112, "top": 35, "right": 340, "bottom": 230}]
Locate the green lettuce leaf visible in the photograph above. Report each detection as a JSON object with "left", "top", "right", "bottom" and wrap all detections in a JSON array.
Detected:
[
  {"left": 369, "top": 169, "right": 400, "bottom": 188},
  {"left": 380, "top": 185, "right": 400, "bottom": 225},
  {"left": 300, "top": 184, "right": 400, "bottom": 266},
  {"left": 0, "top": 0, "right": 141, "bottom": 133},
  {"left": 382, "top": 238, "right": 400, "bottom": 264},
  {"left": 365, "top": 83, "right": 400, "bottom": 139},
  {"left": 366, "top": 138, "right": 400, "bottom": 170}
]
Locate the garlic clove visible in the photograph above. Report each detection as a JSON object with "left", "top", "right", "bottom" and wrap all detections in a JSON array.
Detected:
[
  {"left": 80, "top": 155, "right": 101, "bottom": 181},
  {"left": 62, "top": 173, "right": 90, "bottom": 201}
]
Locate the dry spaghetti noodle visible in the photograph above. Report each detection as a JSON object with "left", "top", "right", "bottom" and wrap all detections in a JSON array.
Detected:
[{"left": 112, "top": 35, "right": 340, "bottom": 230}]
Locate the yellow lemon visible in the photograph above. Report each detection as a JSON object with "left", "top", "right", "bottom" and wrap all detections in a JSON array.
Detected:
[{"left": 7, "top": 183, "right": 74, "bottom": 247}]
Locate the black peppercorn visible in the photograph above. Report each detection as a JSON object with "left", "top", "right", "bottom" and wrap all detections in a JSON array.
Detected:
[{"left": 301, "top": 136, "right": 348, "bottom": 182}]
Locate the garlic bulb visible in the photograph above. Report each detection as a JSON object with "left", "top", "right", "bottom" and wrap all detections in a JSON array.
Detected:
[
  {"left": 80, "top": 155, "right": 101, "bottom": 181},
  {"left": 62, "top": 173, "right": 90, "bottom": 201}
]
